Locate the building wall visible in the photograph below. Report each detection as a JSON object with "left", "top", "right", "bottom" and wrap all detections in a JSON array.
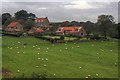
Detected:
[
  {"left": 6, "top": 22, "right": 23, "bottom": 32},
  {"left": 35, "top": 18, "right": 50, "bottom": 30},
  {"left": 14, "top": 23, "right": 23, "bottom": 32},
  {"left": 28, "top": 29, "right": 35, "bottom": 36}
]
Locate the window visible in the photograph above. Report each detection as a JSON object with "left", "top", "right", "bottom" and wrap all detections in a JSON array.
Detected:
[
  {"left": 81, "top": 33, "right": 84, "bottom": 35},
  {"left": 59, "top": 29, "right": 61, "bottom": 31}
]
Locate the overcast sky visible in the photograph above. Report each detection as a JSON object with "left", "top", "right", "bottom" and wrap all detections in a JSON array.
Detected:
[{"left": 1, "top": 0, "right": 119, "bottom": 23}]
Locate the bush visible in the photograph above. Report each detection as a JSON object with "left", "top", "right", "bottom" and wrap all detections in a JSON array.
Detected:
[
  {"left": 49, "top": 32, "right": 56, "bottom": 36},
  {"left": 37, "top": 32, "right": 44, "bottom": 36},
  {"left": 90, "top": 34, "right": 100, "bottom": 40},
  {"left": 60, "top": 35, "right": 64, "bottom": 40}
]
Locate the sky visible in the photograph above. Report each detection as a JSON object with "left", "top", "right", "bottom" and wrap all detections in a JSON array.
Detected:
[{"left": 1, "top": 0, "right": 119, "bottom": 23}]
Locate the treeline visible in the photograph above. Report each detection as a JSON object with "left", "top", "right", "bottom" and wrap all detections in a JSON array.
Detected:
[{"left": 50, "top": 15, "right": 119, "bottom": 39}]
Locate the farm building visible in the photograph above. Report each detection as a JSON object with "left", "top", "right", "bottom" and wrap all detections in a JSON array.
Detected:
[
  {"left": 28, "top": 27, "right": 44, "bottom": 36},
  {"left": 35, "top": 17, "right": 50, "bottom": 30},
  {"left": 56, "top": 26, "right": 86, "bottom": 37},
  {"left": 5, "top": 21, "right": 23, "bottom": 33}
]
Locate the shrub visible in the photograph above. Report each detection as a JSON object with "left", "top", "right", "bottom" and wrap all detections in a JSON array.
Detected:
[
  {"left": 90, "top": 34, "right": 100, "bottom": 40},
  {"left": 60, "top": 35, "right": 64, "bottom": 40}
]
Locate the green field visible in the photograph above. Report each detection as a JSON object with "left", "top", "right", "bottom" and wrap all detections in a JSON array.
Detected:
[{"left": 2, "top": 36, "right": 118, "bottom": 78}]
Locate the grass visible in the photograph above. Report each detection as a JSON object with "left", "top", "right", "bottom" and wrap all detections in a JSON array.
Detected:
[
  {"left": 2, "top": 36, "right": 118, "bottom": 78},
  {"left": 42, "top": 35, "right": 79, "bottom": 40}
]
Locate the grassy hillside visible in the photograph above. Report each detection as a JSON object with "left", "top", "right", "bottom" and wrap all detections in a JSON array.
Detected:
[{"left": 2, "top": 36, "right": 118, "bottom": 78}]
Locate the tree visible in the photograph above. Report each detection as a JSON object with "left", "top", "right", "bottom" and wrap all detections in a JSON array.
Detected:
[
  {"left": 24, "top": 19, "right": 35, "bottom": 30},
  {"left": 15, "top": 10, "right": 29, "bottom": 21},
  {"left": 24, "top": 12, "right": 36, "bottom": 30},
  {"left": 28, "top": 13, "right": 36, "bottom": 20},
  {"left": 83, "top": 21, "right": 95, "bottom": 36},
  {"left": 70, "top": 21, "right": 80, "bottom": 26},
  {"left": 79, "top": 22, "right": 85, "bottom": 26},
  {"left": 117, "top": 23, "right": 120, "bottom": 39},
  {"left": 2, "top": 13, "right": 11, "bottom": 25},
  {"left": 97, "top": 15, "right": 115, "bottom": 38},
  {"left": 61, "top": 21, "right": 69, "bottom": 26}
]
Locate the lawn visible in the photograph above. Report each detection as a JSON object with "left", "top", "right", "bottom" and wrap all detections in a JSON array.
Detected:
[
  {"left": 2, "top": 36, "right": 118, "bottom": 78},
  {"left": 42, "top": 35, "right": 82, "bottom": 40}
]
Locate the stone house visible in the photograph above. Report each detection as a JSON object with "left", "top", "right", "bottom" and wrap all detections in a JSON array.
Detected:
[
  {"left": 35, "top": 17, "right": 50, "bottom": 30},
  {"left": 5, "top": 21, "right": 23, "bottom": 33}
]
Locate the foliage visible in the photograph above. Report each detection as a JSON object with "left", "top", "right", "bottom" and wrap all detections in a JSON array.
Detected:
[
  {"left": 83, "top": 21, "right": 95, "bottom": 35},
  {"left": 14, "top": 10, "right": 36, "bottom": 29},
  {"left": 15, "top": 10, "right": 29, "bottom": 21},
  {"left": 28, "top": 13, "right": 36, "bottom": 20},
  {"left": 60, "top": 35, "right": 64, "bottom": 40},
  {"left": 97, "top": 15, "right": 115, "bottom": 38},
  {"left": 24, "top": 19, "right": 35, "bottom": 29},
  {"left": 48, "top": 26, "right": 58, "bottom": 32},
  {"left": 2, "top": 13, "right": 12, "bottom": 25}
]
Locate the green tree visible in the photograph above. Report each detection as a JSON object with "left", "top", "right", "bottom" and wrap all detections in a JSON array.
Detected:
[
  {"left": 15, "top": 10, "right": 29, "bottom": 21},
  {"left": 70, "top": 21, "right": 80, "bottom": 26},
  {"left": 97, "top": 15, "right": 115, "bottom": 38},
  {"left": 117, "top": 23, "right": 120, "bottom": 39},
  {"left": 15, "top": 10, "right": 36, "bottom": 30},
  {"left": 84, "top": 21, "right": 95, "bottom": 36},
  {"left": 2, "top": 13, "right": 11, "bottom": 25},
  {"left": 28, "top": 13, "right": 36, "bottom": 20},
  {"left": 24, "top": 19, "right": 35, "bottom": 30}
]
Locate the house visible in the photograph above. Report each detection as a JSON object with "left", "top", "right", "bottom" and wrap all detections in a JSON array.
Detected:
[
  {"left": 28, "top": 27, "right": 44, "bottom": 36},
  {"left": 5, "top": 21, "right": 23, "bottom": 33},
  {"left": 35, "top": 17, "right": 50, "bottom": 30},
  {"left": 56, "top": 26, "right": 86, "bottom": 37}
]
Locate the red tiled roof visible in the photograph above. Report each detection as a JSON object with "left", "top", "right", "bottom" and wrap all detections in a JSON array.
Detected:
[
  {"left": 33, "top": 27, "right": 44, "bottom": 32},
  {"left": 8, "top": 21, "right": 17, "bottom": 28},
  {"left": 56, "top": 26, "right": 82, "bottom": 33},
  {"left": 36, "top": 18, "right": 47, "bottom": 21}
]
